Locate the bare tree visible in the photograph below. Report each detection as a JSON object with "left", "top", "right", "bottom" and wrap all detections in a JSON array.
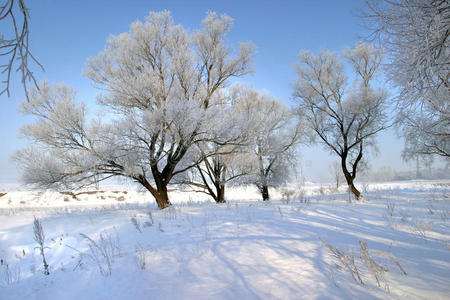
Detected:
[
  {"left": 14, "top": 11, "right": 253, "bottom": 209},
  {"left": 293, "top": 43, "right": 390, "bottom": 200},
  {"left": 359, "top": 0, "right": 449, "bottom": 160},
  {"left": 0, "top": 0, "right": 43, "bottom": 98}
]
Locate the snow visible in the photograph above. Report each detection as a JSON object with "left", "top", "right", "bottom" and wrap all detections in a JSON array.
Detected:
[{"left": 0, "top": 180, "right": 449, "bottom": 299}]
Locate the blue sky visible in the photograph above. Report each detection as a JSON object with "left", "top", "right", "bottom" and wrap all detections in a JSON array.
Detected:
[{"left": 0, "top": 0, "right": 420, "bottom": 183}]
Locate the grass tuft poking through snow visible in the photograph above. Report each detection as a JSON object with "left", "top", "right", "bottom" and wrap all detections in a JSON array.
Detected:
[{"left": 79, "top": 229, "right": 121, "bottom": 276}]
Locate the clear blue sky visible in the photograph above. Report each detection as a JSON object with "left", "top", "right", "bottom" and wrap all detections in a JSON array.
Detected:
[{"left": 0, "top": 0, "right": 420, "bottom": 184}]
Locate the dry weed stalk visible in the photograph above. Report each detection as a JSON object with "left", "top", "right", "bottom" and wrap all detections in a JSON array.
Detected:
[
  {"left": 33, "top": 216, "right": 50, "bottom": 275},
  {"left": 359, "top": 240, "right": 389, "bottom": 292},
  {"left": 319, "top": 237, "right": 363, "bottom": 284},
  {"left": 80, "top": 229, "right": 121, "bottom": 276}
]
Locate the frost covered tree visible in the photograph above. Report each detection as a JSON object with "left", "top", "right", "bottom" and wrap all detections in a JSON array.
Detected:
[
  {"left": 179, "top": 90, "right": 254, "bottom": 203},
  {"left": 359, "top": 0, "right": 449, "bottom": 159},
  {"left": 183, "top": 85, "right": 301, "bottom": 202},
  {"left": 233, "top": 85, "right": 301, "bottom": 201},
  {"left": 293, "top": 43, "right": 390, "bottom": 200},
  {"left": 14, "top": 11, "right": 253, "bottom": 209}
]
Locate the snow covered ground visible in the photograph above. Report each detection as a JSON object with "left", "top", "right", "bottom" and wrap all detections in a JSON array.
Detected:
[{"left": 0, "top": 180, "right": 449, "bottom": 299}]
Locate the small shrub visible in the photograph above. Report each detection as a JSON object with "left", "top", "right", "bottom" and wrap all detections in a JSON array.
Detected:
[
  {"left": 319, "top": 237, "right": 363, "bottom": 284},
  {"left": 80, "top": 229, "right": 121, "bottom": 276},
  {"left": 375, "top": 250, "right": 407, "bottom": 275},
  {"left": 359, "top": 240, "right": 389, "bottom": 292},
  {"left": 319, "top": 237, "right": 406, "bottom": 293},
  {"left": 33, "top": 216, "right": 50, "bottom": 275}
]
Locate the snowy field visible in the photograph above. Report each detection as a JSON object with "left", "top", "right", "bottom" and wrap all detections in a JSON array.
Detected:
[{"left": 0, "top": 180, "right": 449, "bottom": 299}]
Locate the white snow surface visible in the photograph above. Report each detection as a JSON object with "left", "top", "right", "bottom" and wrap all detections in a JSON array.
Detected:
[{"left": 0, "top": 180, "right": 449, "bottom": 299}]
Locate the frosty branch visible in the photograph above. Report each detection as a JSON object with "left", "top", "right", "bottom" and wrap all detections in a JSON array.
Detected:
[
  {"left": 359, "top": 0, "right": 449, "bottom": 160},
  {"left": 0, "top": 0, "right": 43, "bottom": 99}
]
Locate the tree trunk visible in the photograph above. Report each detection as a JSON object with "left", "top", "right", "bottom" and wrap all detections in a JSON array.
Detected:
[
  {"left": 138, "top": 173, "right": 172, "bottom": 209},
  {"left": 153, "top": 186, "right": 172, "bottom": 209},
  {"left": 215, "top": 184, "right": 226, "bottom": 203},
  {"left": 341, "top": 156, "right": 361, "bottom": 201},
  {"left": 257, "top": 149, "right": 270, "bottom": 201},
  {"left": 261, "top": 185, "right": 270, "bottom": 201},
  {"left": 153, "top": 164, "right": 173, "bottom": 209},
  {"left": 346, "top": 178, "right": 361, "bottom": 200}
]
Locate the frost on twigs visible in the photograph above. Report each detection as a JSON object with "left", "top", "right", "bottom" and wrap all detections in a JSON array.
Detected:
[{"left": 359, "top": 0, "right": 449, "bottom": 159}]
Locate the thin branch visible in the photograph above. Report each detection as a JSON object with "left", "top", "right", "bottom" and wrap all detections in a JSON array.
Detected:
[{"left": 1, "top": 0, "right": 43, "bottom": 99}]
